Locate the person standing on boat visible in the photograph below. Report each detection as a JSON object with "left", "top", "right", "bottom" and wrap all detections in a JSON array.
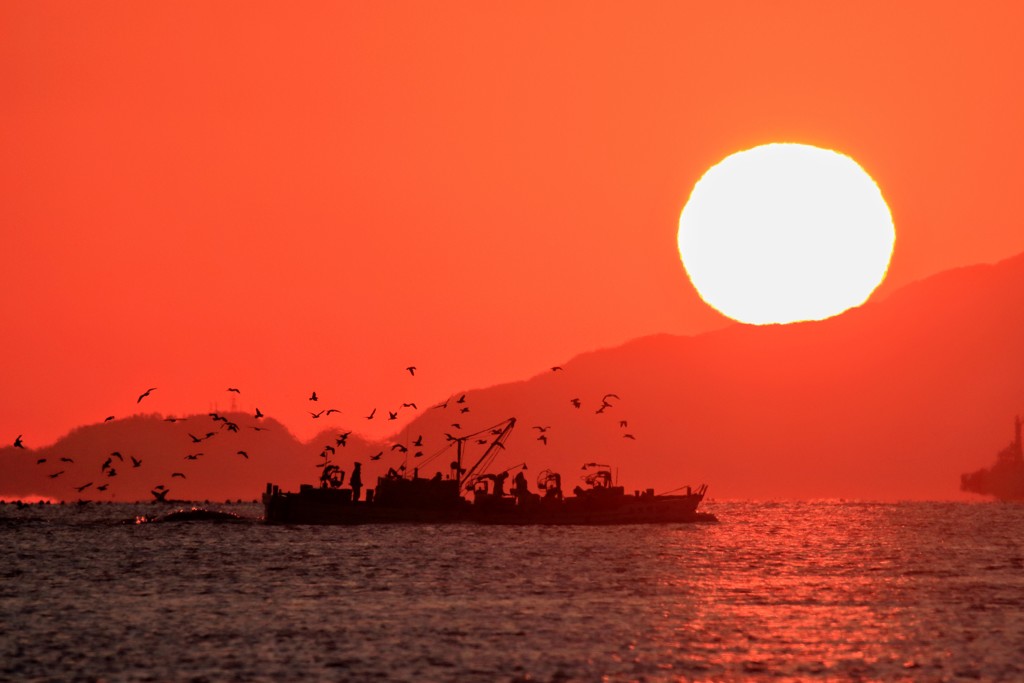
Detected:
[{"left": 350, "top": 462, "right": 363, "bottom": 502}]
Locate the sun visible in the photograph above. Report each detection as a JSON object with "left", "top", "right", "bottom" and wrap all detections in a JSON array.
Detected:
[{"left": 677, "top": 143, "right": 895, "bottom": 325}]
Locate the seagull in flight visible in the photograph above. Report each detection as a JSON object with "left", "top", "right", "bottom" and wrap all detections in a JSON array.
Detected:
[
  {"left": 412, "top": 435, "right": 423, "bottom": 447},
  {"left": 309, "top": 391, "right": 319, "bottom": 402},
  {"left": 620, "top": 420, "right": 628, "bottom": 428},
  {"left": 370, "top": 452, "right": 383, "bottom": 461},
  {"left": 551, "top": 366, "right": 563, "bottom": 372},
  {"left": 49, "top": 470, "right": 65, "bottom": 479},
  {"left": 401, "top": 402, "right": 418, "bottom": 410},
  {"left": 537, "top": 435, "right": 548, "bottom": 445},
  {"left": 184, "top": 453, "right": 202, "bottom": 460},
  {"left": 137, "top": 387, "right": 157, "bottom": 403},
  {"left": 60, "top": 457, "right": 74, "bottom": 463},
  {"left": 336, "top": 431, "right": 351, "bottom": 447},
  {"left": 237, "top": 450, "right": 249, "bottom": 459},
  {"left": 188, "top": 433, "right": 204, "bottom": 443},
  {"left": 391, "top": 444, "right": 408, "bottom": 453},
  {"left": 388, "top": 411, "right": 398, "bottom": 420},
  {"left": 130, "top": 456, "right": 142, "bottom": 468},
  {"left": 104, "top": 416, "right": 115, "bottom": 422},
  {"left": 456, "top": 394, "right": 467, "bottom": 404},
  {"left": 96, "top": 484, "right": 108, "bottom": 492},
  {"left": 365, "top": 408, "right": 376, "bottom": 420},
  {"left": 623, "top": 433, "right": 636, "bottom": 440},
  {"left": 151, "top": 488, "right": 168, "bottom": 501},
  {"left": 74, "top": 482, "right": 93, "bottom": 493},
  {"left": 406, "top": 366, "right": 416, "bottom": 376},
  {"left": 532, "top": 425, "right": 550, "bottom": 433},
  {"left": 326, "top": 408, "right": 341, "bottom": 416},
  {"left": 13, "top": 435, "right": 24, "bottom": 449},
  {"left": 255, "top": 407, "right": 264, "bottom": 419},
  {"left": 171, "top": 472, "right": 186, "bottom": 479},
  {"left": 309, "top": 410, "right": 325, "bottom": 419},
  {"left": 110, "top": 452, "right": 124, "bottom": 461},
  {"left": 570, "top": 398, "right": 581, "bottom": 409},
  {"left": 36, "top": 458, "right": 47, "bottom": 464},
  {"left": 227, "top": 387, "right": 241, "bottom": 393}
]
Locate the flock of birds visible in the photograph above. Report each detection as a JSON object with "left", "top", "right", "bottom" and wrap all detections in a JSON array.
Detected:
[{"left": 9, "top": 364, "right": 638, "bottom": 500}]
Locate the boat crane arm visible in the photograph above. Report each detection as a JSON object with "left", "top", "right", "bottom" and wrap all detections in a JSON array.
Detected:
[{"left": 460, "top": 417, "right": 517, "bottom": 489}]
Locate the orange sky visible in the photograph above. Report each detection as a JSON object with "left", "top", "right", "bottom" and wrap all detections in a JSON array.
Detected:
[{"left": 3, "top": 2, "right": 1023, "bottom": 449}]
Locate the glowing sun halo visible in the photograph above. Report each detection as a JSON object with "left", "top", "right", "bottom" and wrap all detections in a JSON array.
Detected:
[{"left": 678, "top": 143, "right": 895, "bottom": 325}]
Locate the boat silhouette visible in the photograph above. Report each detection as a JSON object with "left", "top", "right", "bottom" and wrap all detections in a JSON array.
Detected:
[
  {"left": 961, "top": 416, "right": 1024, "bottom": 501},
  {"left": 263, "top": 417, "right": 715, "bottom": 524}
]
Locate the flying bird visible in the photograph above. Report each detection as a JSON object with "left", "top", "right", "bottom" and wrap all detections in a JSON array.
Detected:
[
  {"left": 456, "top": 394, "right": 467, "bottom": 404},
  {"left": 336, "top": 431, "right": 351, "bottom": 447},
  {"left": 36, "top": 458, "right": 47, "bottom": 464},
  {"left": 324, "top": 445, "right": 336, "bottom": 455},
  {"left": 451, "top": 423, "right": 461, "bottom": 430},
  {"left": 130, "top": 456, "right": 142, "bottom": 468},
  {"left": 137, "top": 387, "right": 157, "bottom": 403},
  {"left": 459, "top": 407, "right": 470, "bottom": 414},
  {"left": 251, "top": 426, "right": 269, "bottom": 432},
  {"left": 309, "top": 410, "right": 325, "bottom": 419},
  {"left": 164, "top": 416, "right": 187, "bottom": 423},
  {"left": 255, "top": 407, "right": 264, "bottom": 419},
  {"left": 570, "top": 398, "right": 581, "bottom": 408},
  {"left": 602, "top": 393, "right": 621, "bottom": 402},
  {"left": 414, "top": 451, "right": 425, "bottom": 458},
  {"left": 326, "top": 408, "right": 341, "bottom": 416},
  {"left": 107, "top": 468, "right": 117, "bottom": 477},
  {"left": 101, "top": 458, "right": 112, "bottom": 471},
  {"left": 237, "top": 450, "right": 249, "bottom": 459},
  {"left": 620, "top": 420, "right": 628, "bottom": 428},
  {"left": 110, "top": 452, "right": 124, "bottom": 461},
  {"left": 13, "top": 435, "right": 24, "bottom": 449},
  {"left": 96, "top": 484, "right": 108, "bottom": 492},
  {"left": 184, "top": 453, "right": 202, "bottom": 460},
  {"left": 391, "top": 444, "right": 408, "bottom": 453},
  {"left": 623, "top": 433, "right": 636, "bottom": 440},
  {"left": 49, "top": 470, "right": 65, "bottom": 479},
  {"left": 60, "top": 457, "right": 74, "bottom": 463},
  {"left": 171, "top": 472, "right": 186, "bottom": 479},
  {"left": 532, "top": 426, "right": 550, "bottom": 433},
  {"left": 227, "top": 387, "right": 241, "bottom": 393},
  {"left": 74, "top": 482, "right": 93, "bottom": 493},
  {"left": 401, "top": 402, "right": 418, "bottom": 410},
  {"left": 412, "top": 435, "right": 423, "bottom": 447},
  {"left": 104, "top": 416, "right": 115, "bottom": 422},
  {"left": 151, "top": 488, "right": 168, "bottom": 501},
  {"left": 406, "top": 366, "right": 416, "bottom": 376},
  {"left": 365, "top": 408, "right": 376, "bottom": 420},
  {"left": 388, "top": 411, "right": 398, "bottom": 420},
  {"left": 551, "top": 366, "right": 563, "bottom": 372},
  {"left": 188, "top": 433, "right": 204, "bottom": 443},
  {"left": 370, "top": 452, "right": 383, "bottom": 461},
  {"left": 537, "top": 435, "right": 548, "bottom": 445},
  {"left": 309, "top": 391, "right": 318, "bottom": 401}
]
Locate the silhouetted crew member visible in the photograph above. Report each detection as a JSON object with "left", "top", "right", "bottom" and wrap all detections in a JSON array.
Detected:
[
  {"left": 350, "top": 462, "right": 363, "bottom": 502},
  {"left": 493, "top": 471, "right": 509, "bottom": 497}
]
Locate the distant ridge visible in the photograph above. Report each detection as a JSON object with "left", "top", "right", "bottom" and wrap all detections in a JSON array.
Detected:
[{"left": 4, "top": 252, "right": 1024, "bottom": 501}]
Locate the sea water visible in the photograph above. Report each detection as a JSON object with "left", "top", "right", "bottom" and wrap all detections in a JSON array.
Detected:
[{"left": 2, "top": 501, "right": 1022, "bottom": 681}]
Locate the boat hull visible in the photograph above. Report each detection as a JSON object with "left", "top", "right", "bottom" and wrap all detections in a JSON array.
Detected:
[{"left": 262, "top": 484, "right": 716, "bottom": 525}]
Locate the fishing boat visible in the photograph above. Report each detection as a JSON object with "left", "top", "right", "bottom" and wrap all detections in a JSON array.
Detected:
[
  {"left": 961, "top": 416, "right": 1024, "bottom": 501},
  {"left": 262, "top": 418, "right": 716, "bottom": 524}
]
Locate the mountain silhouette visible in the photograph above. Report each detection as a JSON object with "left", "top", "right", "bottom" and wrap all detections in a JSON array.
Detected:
[
  {"left": 3, "top": 252, "right": 1024, "bottom": 501},
  {"left": 389, "top": 252, "right": 1024, "bottom": 500}
]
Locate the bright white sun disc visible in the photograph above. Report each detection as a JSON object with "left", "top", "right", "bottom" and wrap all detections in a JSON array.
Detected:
[{"left": 677, "top": 143, "right": 895, "bottom": 325}]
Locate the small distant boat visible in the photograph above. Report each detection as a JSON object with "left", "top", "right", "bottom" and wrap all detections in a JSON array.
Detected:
[
  {"left": 961, "top": 416, "right": 1024, "bottom": 501},
  {"left": 262, "top": 417, "right": 716, "bottom": 525}
]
